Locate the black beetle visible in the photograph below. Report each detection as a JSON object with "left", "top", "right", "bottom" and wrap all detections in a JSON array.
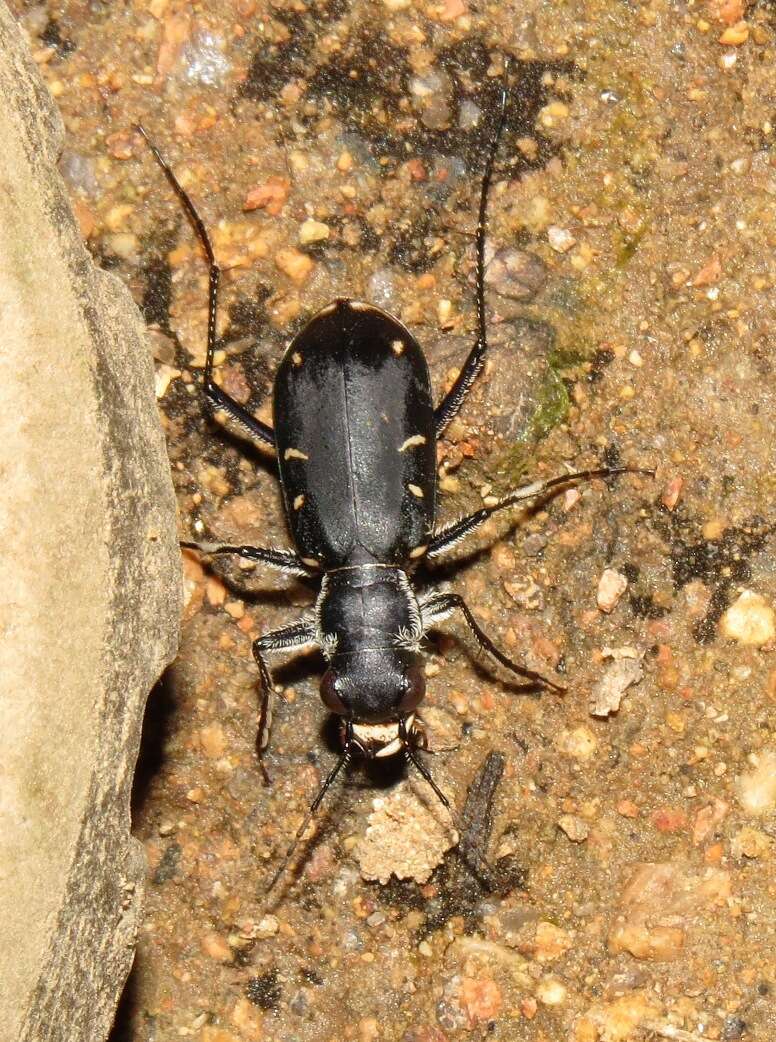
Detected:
[{"left": 138, "top": 67, "right": 647, "bottom": 859}]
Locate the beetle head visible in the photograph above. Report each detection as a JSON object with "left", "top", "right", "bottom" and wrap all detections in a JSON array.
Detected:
[{"left": 319, "top": 649, "right": 426, "bottom": 755}]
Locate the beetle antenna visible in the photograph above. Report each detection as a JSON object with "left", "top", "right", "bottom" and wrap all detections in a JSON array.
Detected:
[
  {"left": 399, "top": 718, "right": 450, "bottom": 808},
  {"left": 474, "top": 57, "right": 511, "bottom": 353},
  {"left": 265, "top": 734, "right": 354, "bottom": 895}
]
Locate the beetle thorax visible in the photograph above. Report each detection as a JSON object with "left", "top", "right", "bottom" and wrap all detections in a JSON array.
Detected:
[{"left": 315, "top": 565, "right": 426, "bottom": 725}]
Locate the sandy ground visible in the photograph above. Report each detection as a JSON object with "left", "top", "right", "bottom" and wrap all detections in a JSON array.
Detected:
[{"left": 12, "top": 0, "right": 776, "bottom": 1039}]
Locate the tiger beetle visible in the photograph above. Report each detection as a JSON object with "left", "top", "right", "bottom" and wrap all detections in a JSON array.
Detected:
[{"left": 137, "top": 64, "right": 650, "bottom": 876}]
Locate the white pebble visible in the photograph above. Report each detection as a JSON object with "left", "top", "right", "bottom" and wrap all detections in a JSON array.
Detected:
[
  {"left": 536, "top": 977, "right": 567, "bottom": 1005},
  {"left": 597, "top": 568, "right": 628, "bottom": 613},
  {"left": 737, "top": 749, "right": 776, "bottom": 816},
  {"left": 719, "top": 590, "right": 775, "bottom": 646},
  {"left": 547, "top": 226, "right": 576, "bottom": 253}
]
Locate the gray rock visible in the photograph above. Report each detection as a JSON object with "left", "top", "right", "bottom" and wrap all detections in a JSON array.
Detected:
[{"left": 0, "top": 6, "right": 180, "bottom": 1041}]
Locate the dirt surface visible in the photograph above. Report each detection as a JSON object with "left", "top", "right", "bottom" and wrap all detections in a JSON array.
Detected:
[{"left": 12, "top": 0, "right": 775, "bottom": 1039}]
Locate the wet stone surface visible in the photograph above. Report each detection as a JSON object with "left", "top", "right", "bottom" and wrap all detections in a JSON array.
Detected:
[{"left": 15, "top": 0, "right": 776, "bottom": 1039}]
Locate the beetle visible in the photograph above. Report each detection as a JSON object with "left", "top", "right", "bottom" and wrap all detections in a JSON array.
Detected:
[{"left": 137, "top": 66, "right": 646, "bottom": 852}]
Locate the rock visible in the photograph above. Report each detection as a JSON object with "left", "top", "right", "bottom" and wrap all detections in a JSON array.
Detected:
[
  {"left": 590, "top": 650, "right": 644, "bottom": 717},
  {"left": 719, "top": 590, "right": 775, "bottom": 646},
  {"left": 608, "top": 923, "right": 686, "bottom": 961},
  {"left": 474, "top": 319, "right": 559, "bottom": 442},
  {"left": 661, "top": 475, "right": 684, "bottom": 510},
  {"left": 608, "top": 862, "right": 731, "bottom": 962},
  {"left": 547, "top": 225, "right": 576, "bottom": 252},
  {"left": 0, "top": 7, "right": 180, "bottom": 1041},
  {"left": 274, "top": 246, "right": 314, "bottom": 283},
  {"left": 459, "top": 977, "right": 503, "bottom": 1023},
  {"left": 535, "top": 977, "right": 567, "bottom": 1005},
  {"left": 531, "top": 921, "right": 573, "bottom": 961},
  {"left": 356, "top": 777, "right": 457, "bottom": 884}
]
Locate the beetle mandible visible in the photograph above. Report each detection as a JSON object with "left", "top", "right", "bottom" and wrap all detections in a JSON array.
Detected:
[{"left": 138, "top": 65, "right": 644, "bottom": 845}]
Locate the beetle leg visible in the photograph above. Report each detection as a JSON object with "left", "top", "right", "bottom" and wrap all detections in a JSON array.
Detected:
[
  {"left": 181, "top": 540, "right": 316, "bottom": 578},
  {"left": 420, "top": 591, "right": 566, "bottom": 694},
  {"left": 433, "top": 66, "right": 510, "bottom": 437},
  {"left": 252, "top": 620, "right": 318, "bottom": 784},
  {"left": 136, "top": 125, "right": 275, "bottom": 448},
  {"left": 426, "top": 466, "right": 653, "bottom": 559}
]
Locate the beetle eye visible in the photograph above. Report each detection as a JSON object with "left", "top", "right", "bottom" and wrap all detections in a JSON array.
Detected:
[
  {"left": 320, "top": 669, "right": 347, "bottom": 714},
  {"left": 399, "top": 664, "right": 425, "bottom": 713}
]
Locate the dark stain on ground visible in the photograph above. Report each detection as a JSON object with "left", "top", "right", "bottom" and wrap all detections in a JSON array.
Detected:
[
  {"left": 656, "top": 512, "right": 771, "bottom": 643},
  {"left": 140, "top": 254, "right": 173, "bottom": 331},
  {"left": 151, "top": 842, "right": 182, "bottom": 886},
  {"left": 245, "top": 969, "right": 282, "bottom": 1010},
  {"left": 623, "top": 563, "right": 671, "bottom": 620},
  {"left": 242, "top": 22, "right": 576, "bottom": 272},
  {"left": 40, "top": 18, "right": 76, "bottom": 59},
  {"left": 240, "top": 0, "right": 350, "bottom": 99}
]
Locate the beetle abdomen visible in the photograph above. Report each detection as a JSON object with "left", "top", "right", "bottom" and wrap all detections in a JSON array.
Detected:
[{"left": 274, "top": 300, "right": 436, "bottom": 566}]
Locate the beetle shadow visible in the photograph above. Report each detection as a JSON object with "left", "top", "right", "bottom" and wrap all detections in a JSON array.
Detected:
[
  {"left": 186, "top": 544, "right": 317, "bottom": 608},
  {"left": 130, "top": 666, "right": 178, "bottom": 819}
]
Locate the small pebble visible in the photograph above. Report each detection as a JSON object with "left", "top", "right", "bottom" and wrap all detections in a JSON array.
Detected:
[
  {"left": 199, "top": 724, "right": 227, "bottom": 758},
  {"left": 255, "top": 915, "right": 279, "bottom": 938},
  {"left": 558, "top": 814, "right": 590, "bottom": 843},
  {"left": 719, "top": 590, "right": 775, "bottom": 646},
  {"left": 536, "top": 977, "right": 567, "bottom": 1005},
  {"left": 243, "top": 175, "right": 290, "bottom": 215},
  {"left": 275, "top": 247, "right": 314, "bottom": 284},
  {"left": 230, "top": 998, "right": 263, "bottom": 1042},
  {"left": 661, "top": 475, "right": 684, "bottom": 510},
  {"left": 719, "top": 20, "right": 749, "bottom": 44},
  {"left": 557, "top": 725, "right": 597, "bottom": 760},
  {"left": 590, "top": 654, "right": 643, "bottom": 717},
  {"left": 596, "top": 568, "right": 628, "bottom": 613},
  {"left": 533, "top": 921, "right": 573, "bottom": 961},
  {"left": 730, "top": 826, "right": 771, "bottom": 859},
  {"left": 459, "top": 977, "right": 503, "bottom": 1022},
  {"left": 201, "top": 931, "right": 233, "bottom": 963},
  {"left": 547, "top": 225, "right": 576, "bottom": 253},
  {"left": 299, "top": 218, "right": 330, "bottom": 245},
  {"left": 523, "top": 533, "right": 547, "bottom": 557}
]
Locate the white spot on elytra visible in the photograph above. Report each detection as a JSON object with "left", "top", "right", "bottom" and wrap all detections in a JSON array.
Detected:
[
  {"left": 408, "top": 484, "right": 424, "bottom": 499},
  {"left": 391, "top": 339, "right": 405, "bottom": 355},
  {"left": 399, "top": 434, "right": 426, "bottom": 452},
  {"left": 292, "top": 351, "right": 303, "bottom": 366},
  {"left": 301, "top": 557, "right": 319, "bottom": 568},
  {"left": 293, "top": 494, "right": 305, "bottom": 510},
  {"left": 348, "top": 300, "right": 370, "bottom": 311},
  {"left": 284, "top": 447, "right": 309, "bottom": 461},
  {"left": 409, "top": 544, "right": 428, "bottom": 559}
]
